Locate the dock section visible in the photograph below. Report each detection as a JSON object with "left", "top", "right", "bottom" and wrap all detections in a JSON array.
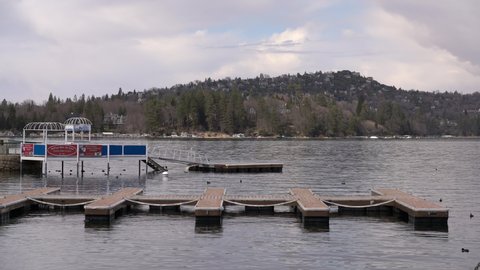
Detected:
[
  {"left": 0, "top": 187, "right": 60, "bottom": 224},
  {"left": 194, "top": 188, "right": 225, "bottom": 225},
  {"left": 290, "top": 188, "right": 330, "bottom": 227},
  {"left": 1, "top": 188, "right": 448, "bottom": 230},
  {"left": 84, "top": 187, "right": 143, "bottom": 224},
  {"left": 371, "top": 188, "right": 448, "bottom": 229},
  {"left": 188, "top": 163, "right": 283, "bottom": 173}
]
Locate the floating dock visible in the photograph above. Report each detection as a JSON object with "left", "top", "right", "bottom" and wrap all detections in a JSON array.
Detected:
[
  {"left": 0, "top": 187, "right": 60, "bottom": 223},
  {"left": 187, "top": 163, "right": 283, "bottom": 173},
  {"left": 84, "top": 188, "right": 143, "bottom": 224},
  {"left": 371, "top": 188, "right": 449, "bottom": 228},
  {"left": 0, "top": 187, "right": 448, "bottom": 230},
  {"left": 195, "top": 188, "right": 225, "bottom": 225},
  {"left": 290, "top": 188, "right": 329, "bottom": 227}
]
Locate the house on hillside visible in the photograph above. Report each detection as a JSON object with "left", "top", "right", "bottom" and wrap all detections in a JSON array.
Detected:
[{"left": 104, "top": 112, "right": 125, "bottom": 126}]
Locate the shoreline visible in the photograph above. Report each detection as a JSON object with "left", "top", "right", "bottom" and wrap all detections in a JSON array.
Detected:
[{"left": 2, "top": 134, "right": 480, "bottom": 142}]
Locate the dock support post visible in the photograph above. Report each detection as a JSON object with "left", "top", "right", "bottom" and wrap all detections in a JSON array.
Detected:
[
  {"left": 42, "top": 161, "right": 47, "bottom": 175},
  {"left": 138, "top": 160, "right": 141, "bottom": 177},
  {"left": 61, "top": 161, "right": 64, "bottom": 178}
]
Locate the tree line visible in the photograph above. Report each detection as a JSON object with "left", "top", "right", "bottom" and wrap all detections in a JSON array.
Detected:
[{"left": 1, "top": 71, "right": 480, "bottom": 137}]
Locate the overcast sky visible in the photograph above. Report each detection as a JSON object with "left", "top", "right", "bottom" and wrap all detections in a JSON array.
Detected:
[{"left": 1, "top": 0, "right": 479, "bottom": 103}]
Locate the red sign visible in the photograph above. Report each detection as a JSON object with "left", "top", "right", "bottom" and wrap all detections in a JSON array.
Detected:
[
  {"left": 79, "top": 145, "right": 103, "bottom": 157},
  {"left": 47, "top": 144, "right": 78, "bottom": 157},
  {"left": 22, "top": 143, "right": 34, "bottom": 157}
]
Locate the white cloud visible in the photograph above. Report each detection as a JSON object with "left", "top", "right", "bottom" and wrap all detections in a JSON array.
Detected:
[
  {"left": 268, "top": 27, "right": 307, "bottom": 46},
  {"left": 343, "top": 6, "right": 480, "bottom": 92},
  {"left": 0, "top": 0, "right": 479, "bottom": 103}
]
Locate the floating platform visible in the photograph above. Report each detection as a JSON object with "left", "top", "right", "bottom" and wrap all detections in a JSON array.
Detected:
[
  {"left": 84, "top": 187, "right": 143, "bottom": 224},
  {"left": 0, "top": 187, "right": 60, "bottom": 224},
  {"left": 290, "top": 188, "right": 329, "bottom": 227},
  {"left": 0, "top": 187, "right": 448, "bottom": 230},
  {"left": 195, "top": 188, "right": 225, "bottom": 225},
  {"left": 371, "top": 188, "right": 449, "bottom": 229},
  {"left": 187, "top": 163, "right": 283, "bottom": 173}
]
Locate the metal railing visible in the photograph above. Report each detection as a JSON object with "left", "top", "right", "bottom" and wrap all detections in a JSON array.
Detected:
[{"left": 149, "top": 145, "right": 210, "bottom": 165}]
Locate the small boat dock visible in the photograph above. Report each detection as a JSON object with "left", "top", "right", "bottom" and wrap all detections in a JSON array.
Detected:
[{"left": 0, "top": 187, "right": 448, "bottom": 230}]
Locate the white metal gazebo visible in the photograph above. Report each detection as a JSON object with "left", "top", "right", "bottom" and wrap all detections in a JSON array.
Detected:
[
  {"left": 22, "top": 122, "right": 65, "bottom": 143},
  {"left": 20, "top": 117, "right": 151, "bottom": 177},
  {"left": 64, "top": 117, "right": 92, "bottom": 142}
]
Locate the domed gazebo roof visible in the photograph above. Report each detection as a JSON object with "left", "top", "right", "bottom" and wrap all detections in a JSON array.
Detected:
[
  {"left": 23, "top": 122, "right": 65, "bottom": 131},
  {"left": 64, "top": 117, "right": 92, "bottom": 125},
  {"left": 64, "top": 117, "right": 92, "bottom": 141}
]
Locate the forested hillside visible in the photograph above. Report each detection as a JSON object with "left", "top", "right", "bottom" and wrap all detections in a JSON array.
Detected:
[{"left": 1, "top": 71, "right": 480, "bottom": 137}]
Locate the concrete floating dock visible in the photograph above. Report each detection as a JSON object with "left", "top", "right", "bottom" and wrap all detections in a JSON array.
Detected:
[
  {"left": 195, "top": 188, "right": 225, "bottom": 225},
  {"left": 188, "top": 163, "right": 283, "bottom": 173},
  {"left": 84, "top": 187, "right": 143, "bottom": 224},
  {"left": 1, "top": 187, "right": 449, "bottom": 230},
  {"left": 290, "top": 188, "right": 330, "bottom": 227},
  {"left": 0, "top": 187, "right": 60, "bottom": 224},
  {"left": 371, "top": 188, "right": 449, "bottom": 229}
]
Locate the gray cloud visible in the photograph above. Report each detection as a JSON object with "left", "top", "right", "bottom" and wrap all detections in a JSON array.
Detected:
[
  {"left": 0, "top": 0, "right": 478, "bottom": 103},
  {"left": 378, "top": 0, "right": 480, "bottom": 69}
]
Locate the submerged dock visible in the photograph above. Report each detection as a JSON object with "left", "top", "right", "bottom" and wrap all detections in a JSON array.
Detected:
[{"left": 0, "top": 187, "right": 448, "bottom": 230}]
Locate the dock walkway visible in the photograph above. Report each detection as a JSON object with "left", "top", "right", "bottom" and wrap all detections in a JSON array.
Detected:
[
  {"left": 84, "top": 187, "right": 143, "bottom": 224},
  {"left": 0, "top": 187, "right": 60, "bottom": 224},
  {"left": 372, "top": 188, "right": 448, "bottom": 228},
  {"left": 195, "top": 188, "right": 225, "bottom": 225},
  {"left": 290, "top": 188, "right": 330, "bottom": 226},
  {"left": 1, "top": 187, "right": 448, "bottom": 230}
]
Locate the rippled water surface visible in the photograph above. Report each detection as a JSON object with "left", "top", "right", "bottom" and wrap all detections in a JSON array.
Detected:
[{"left": 1, "top": 139, "right": 479, "bottom": 269}]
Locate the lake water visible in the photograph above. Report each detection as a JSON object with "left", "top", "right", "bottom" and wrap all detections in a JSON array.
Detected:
[{"left": 0, "top": 139, "right": 479, "bottom": 269}]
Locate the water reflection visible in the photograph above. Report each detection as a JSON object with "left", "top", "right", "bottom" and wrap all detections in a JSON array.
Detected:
[
  {"left": 195, "top": 225, "right": 223, "bottom": 234},
  {"left": 1, "top": 139, "right": 480, "bottom": 269}
]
